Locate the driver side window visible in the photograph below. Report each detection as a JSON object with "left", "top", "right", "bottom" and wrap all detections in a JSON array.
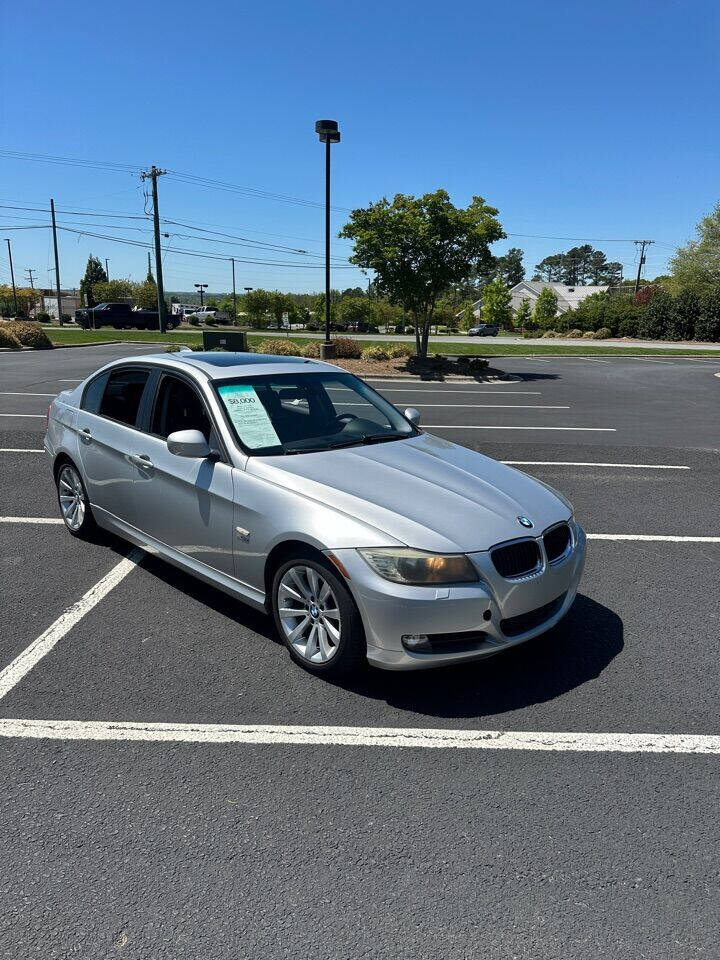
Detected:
[{"left": 151, "top": 374, "right": 212, "bottom": 442}]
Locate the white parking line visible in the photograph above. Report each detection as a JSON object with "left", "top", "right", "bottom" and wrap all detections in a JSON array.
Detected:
[
  {"left": 587, "top": 534, "right": 720, "bottom": 542},
  {"left": 0, "top": 548, "right": 143, "bottom": 702},
  {"left": 0, "top": 448, "right": 45, "bottom": 454},
  {"left": 0, "top": 719, "right": 717, "bottom": 754},
  {"left": 0, "top": 391, "right": 56, "bottom": 397},
  {"left": 635, "top": 357, "right": 675, "bottom": 364},
  {"left": 0, "top": 413, "right": 45, "bottom": 419},
  {"left": 503, "top": 461, "right": 690, "bottom": 470},
  {"left": 331, "top": 388, "right": 544, "bottom": 395},
  {"left": 426, "top": 425, "right": 616, "bottom": 432},
  {"left": 0, "top": 517, "right": 63, "bottom": 524},
  {"left": 343, "top": 404, "right": 569, "bottom": 409}
]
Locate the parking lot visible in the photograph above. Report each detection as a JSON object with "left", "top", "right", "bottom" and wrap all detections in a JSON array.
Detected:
[{"left": 1, "top": 344, "right": 719, "bottom": 958}]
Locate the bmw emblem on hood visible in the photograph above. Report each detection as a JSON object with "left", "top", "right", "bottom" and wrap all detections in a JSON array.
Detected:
[{"left": 517, "top": 516, "right": 533, "bottom": 528}]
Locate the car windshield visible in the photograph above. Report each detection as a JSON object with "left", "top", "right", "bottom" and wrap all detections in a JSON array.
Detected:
[{"left": 213, "top": 371, "right": 417, "bottom": 456}]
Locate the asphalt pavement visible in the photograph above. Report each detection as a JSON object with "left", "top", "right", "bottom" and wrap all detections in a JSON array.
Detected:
[{"left": 1, "top": 344, "right": 719, "bottom": 959}]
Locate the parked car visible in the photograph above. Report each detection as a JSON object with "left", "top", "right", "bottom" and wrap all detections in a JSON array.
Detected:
[
  {"left": 75, "top": 302, "right": 179, "bottom": 331},
  {"left": 45, "top": 352, "right": 585, "bottom": 677},
  {"left": 184, "top": 307, "right": 227, "bottom": 323},
  {"left": 468, "top": 323, "right": 500, "bottom": 337}
]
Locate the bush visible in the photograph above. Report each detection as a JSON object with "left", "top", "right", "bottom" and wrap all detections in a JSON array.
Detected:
[
  {"left": 257, "top": 338, "right": 301, "bottom": 356},
  {"left": 567, "top": 329, "right": 584, "bottom": 339},
  {"left": 332, "top": 337, "right": 362, "bottom": 359},
  {"left": 299, "top": 341, "right": 322, "bottom": 358},
  {"left": 541, "top": 330, "right": 557, "bottom": 338},
  {"left": 593, "top": 327, "right": 612, "bottom": 339},
  {"left": 618, "top": 315, "right": 641, "bottom": 338},
  {"left": 582, "top": 330, "right": 595, "bottom": 339},
  {"left": 35, "top": 312, "right": 51, "bottom": 324},
  {"left": 0, "top": 325, "right": 21, "bottom": 349},
  {"left": 667, "top": 289, "right": 700, "bottom": 341},
  {"left": 387, "top": 344, "right": 413, "bottom": 359},
  {"left": 403, "top": 325, "right": 414, "bottom": 335},
  {"left": 361, "top": 346, "right": 389, "bottom": 362},
  {"left": 638, "top": 289, "right": 673, "bottom": 340},
  {"left": 4, "top": 320, "right": 53, "bottom": 349}
]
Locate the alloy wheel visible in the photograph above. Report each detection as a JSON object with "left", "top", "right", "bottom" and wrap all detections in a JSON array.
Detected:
[
  {"left": 277, "top": 565, "right": 342, "bottom": 663},
  {"left": 58, "top": 464, "right": 86, "bottom": 532}
]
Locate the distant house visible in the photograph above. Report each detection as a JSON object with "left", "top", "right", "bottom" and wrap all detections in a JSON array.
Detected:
[{"left": 471, "top": 281, "right": 609, "bottom": 318}]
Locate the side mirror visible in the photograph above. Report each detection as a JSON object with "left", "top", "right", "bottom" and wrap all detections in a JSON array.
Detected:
[
  {"left": 404, "top": 407, "right": 421, "bottom": 426},
  {"left": 167, "top": 429, "right": 211, "bottom": 459}
]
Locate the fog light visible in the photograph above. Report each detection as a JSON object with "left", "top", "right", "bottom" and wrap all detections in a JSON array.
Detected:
[{"left": 402, "top": 634, "right": 429, "bottom": 650}]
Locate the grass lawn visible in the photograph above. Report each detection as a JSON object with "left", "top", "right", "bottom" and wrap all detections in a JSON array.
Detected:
[{"left": 47, "top": 327, "right": 720, "bottom": 357}]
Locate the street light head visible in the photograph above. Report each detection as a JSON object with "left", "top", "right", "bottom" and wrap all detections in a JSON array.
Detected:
[{"left": 316, "top": 119, "right": 340, "bottom": 143}]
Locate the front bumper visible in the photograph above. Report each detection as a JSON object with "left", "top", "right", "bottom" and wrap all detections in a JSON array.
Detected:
[{"left": 332, "top": 523, "right": 586, "bottom": 670}]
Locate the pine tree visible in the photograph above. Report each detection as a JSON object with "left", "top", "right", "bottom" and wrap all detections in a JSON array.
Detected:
[{"left": 79, "top": 255, "right": 108, "bottom": 307}]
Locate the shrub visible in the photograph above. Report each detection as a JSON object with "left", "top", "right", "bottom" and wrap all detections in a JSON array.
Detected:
[
  {"left": 618, "top": 315, "right": 641, "bottom": 338},
  {"left": 403, "top": 325, "right": 414, "bottom": 335},
  {"left": 667, "top": 289, "right": 700, "bottom": 341},
  {"left": 361, "top": 346, "right": 389, "bottom": 362},
  {"left": 257, "top": 338, "right": 301, "bottom": 356},
  {"left": 332, "top": 337, "right": 362, "bottom": 359},
  {"left": 541, "top": 330, "right": 557, "bottom": 338},
  {"left": 35, "top": 312, "right": 51, "bottom": 324},
  {"left": 593, "top": 327, "right": 612, "bottom": 339},
  {"left": 387, "top": 344, "right": 413, "bottom": 359},
  {"left": 0, "top": 325, "right": 21, "bottom": 349},
  {"left": 695, "top": 289, "right": 720, "bottom": 341},
  {"left": 299, "top": 341, "right": 322, "bottom": 358},
  {"left": 582, "top": 330, "right": 595, "bottom": 339},
  {"left": 567, "top": 329, "right": 584, "bottom": 339},
  {"left": 638, "top": 290, "right": 673, "bottom": 340},
  {"left": 4, "top": 320, "right": 53, "bottom": 349}
]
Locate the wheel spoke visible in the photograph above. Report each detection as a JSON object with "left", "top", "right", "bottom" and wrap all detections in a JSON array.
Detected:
[
  {"left": 304, "top": 624, "right": 319, "bottom": 660},
  {"left": 323, "top": 617, "right": 340, "bottom": 642},
  {"left": 287, "top": 616, "right": 311, "bottom": 643},
  {"left": 318, "top": 581, "right": 332, "bottom": 603},
  {"left": 322, "top": 607, "right": 340, "bottom": 621},
  {"left": 279, "top": 581, "right": 304, "bottom": 604},
  {"left": 289, "top": 568, "right": 311, "bottom": 600},
  {"left": 307, "top": 567, "right": 320, "bottom": 598},
  {"left": 278, "top": 606, "right": 305, "bottom": 617},
  {"left": 317, "top": 625, "right": 334, "bottom": 660}
]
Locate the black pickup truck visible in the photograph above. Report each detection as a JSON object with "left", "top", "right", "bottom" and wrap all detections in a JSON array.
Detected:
[{"left": 74, "top": 302, "right": 179, "bottom": 330}]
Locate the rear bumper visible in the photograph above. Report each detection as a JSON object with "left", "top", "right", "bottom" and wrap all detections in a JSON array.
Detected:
[{"left": 332, "top": 524, "right": 586, "bottom": 671}]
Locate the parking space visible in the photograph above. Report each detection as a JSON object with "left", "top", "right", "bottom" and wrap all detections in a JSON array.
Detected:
[{"left": 1, "top": 344, "right": 719, "bottom": 958}]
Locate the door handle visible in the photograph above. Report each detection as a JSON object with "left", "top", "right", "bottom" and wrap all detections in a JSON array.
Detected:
[
  {"left": 129, "top": 454, "right": 154, "bottom": 470},
  {"left": 79, "top": 427, "right": 92, "bottom": 442}
]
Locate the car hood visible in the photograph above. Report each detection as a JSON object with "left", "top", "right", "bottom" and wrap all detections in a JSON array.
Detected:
[{"left": 248, "top": 433, "right": 572, "bottom": 553}]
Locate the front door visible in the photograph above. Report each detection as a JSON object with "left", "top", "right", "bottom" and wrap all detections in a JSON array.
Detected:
[{"left": 131, "top": 372, "right": 235, "bottom": 576}]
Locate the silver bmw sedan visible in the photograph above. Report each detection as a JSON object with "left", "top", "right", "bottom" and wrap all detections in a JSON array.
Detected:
[{"left": 45, "top": 351, "right": 586, "bottom": 676}]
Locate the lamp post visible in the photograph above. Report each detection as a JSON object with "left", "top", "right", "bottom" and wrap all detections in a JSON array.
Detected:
[
  {"left": 315, "top": 119, "right": 340, "bottom": 359},
  {"left": 194, "top": 283, "right": 208, "bottom": 308}
]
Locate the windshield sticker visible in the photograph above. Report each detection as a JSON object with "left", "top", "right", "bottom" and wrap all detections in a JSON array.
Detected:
[{"left": 218, "top": 384, "right": 281, "bottom": 449}]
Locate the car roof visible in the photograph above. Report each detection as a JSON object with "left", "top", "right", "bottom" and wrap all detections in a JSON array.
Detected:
[{"left": 122, "top": 351, "right": 343, "bottom": 379}]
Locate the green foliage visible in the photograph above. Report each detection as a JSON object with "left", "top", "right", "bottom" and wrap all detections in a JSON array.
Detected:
[
  {"left": 257, "top": 338, "right": 301, "bottom": 356},
  {"left": 565, "top": 291, "right": 642, "bottom": 337},
  {"left": 336, "top": 296, "right": 376, "bottom": 330},
  {"left": 244, "top": 289, "right": 273, "bottom": 327},
  {"left": 638, "top": 289, "right": 673, "bottom": 339},
  {"left": 532, "top": 287, "right": 559, "bottom": 328},
  {"left": 541, "top": 330, "right": 558, "bottom": 338},
  {"left": 80, "top": 255, "right": 108, "bottom": 307},
  {"left": 340, "top": 189, "right": 504, "bottom": 358},
  {"left": 495, "top": 247, "right": 524, "bottom": 287},
  {"left": 299, "top": 341, "right": 322, "bottom": 358},
  {"left": 669, "top": 202, "right": 720, "bottom": 293},
  {"left": 332, "top": 337, "right": 362, "bottom": 359},
  {"left": 387, "top": 343, "right": 414, "bottom": 358},
  {"left": 0, "top": 325, "right": 21, "bottom": 348},
  {"left": 3, "top": 320, "right": 52, "bottom": 349},
  {"left": 0, "top": 285, "right": 39, "bottom": 317},
  {"left": 361, "top": 345, "right": 390, "bottom": 361},
  {"left": 457, "top": 301, "right": 476, "bottom": 331},
  {"left": 533, "top": 245, "right": 622, "bottom": 285},
  {"left": 480, "top": 276, "right": 513, "bottom": 328},
  {"left": 92, "top": 279, "right": 133, "bottom": 303},
  {"left": 667, "top": 289, "right": 700, "bottom": 341},
  {"left": 514, "top": 299, "right": 532, "bottom": 329},
  {"left": 582, "top": 330, "right": 596, "bottom": 339},
  {"left": 133, "top": 276, "right": 158, "bottom": 310},
  {"left": 695, "top": 287, "right": 720, "bottom": 341},
  {"left": 593, "top": 327, "right": 612, "bottom": 339},
  {"left": 567, "top": 329, "right": 584, "bottom": 338}
]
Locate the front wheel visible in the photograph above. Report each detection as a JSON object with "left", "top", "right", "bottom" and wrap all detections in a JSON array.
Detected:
[
  {"left": 56, "top": 462, "right": 96, "bottom": 539},
  {"left": 271, "top": 553, "right": 366, "bottom": 677}
]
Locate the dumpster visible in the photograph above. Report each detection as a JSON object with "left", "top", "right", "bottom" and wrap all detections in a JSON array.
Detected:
[{"left": 202, "top": 331, "right": 248, "bottom": 351}]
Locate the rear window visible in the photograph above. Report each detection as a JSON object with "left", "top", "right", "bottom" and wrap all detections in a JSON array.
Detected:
[
  {"left": 80, "top": 372, "right": 109, "bottom": 414},
  {"left": 98, "top": 369, "right": 150, "bottom": 427}
]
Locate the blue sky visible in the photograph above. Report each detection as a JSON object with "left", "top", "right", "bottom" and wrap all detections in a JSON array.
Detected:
[{"left": 1, "top": 0, "right": 718, "bottom": 295}]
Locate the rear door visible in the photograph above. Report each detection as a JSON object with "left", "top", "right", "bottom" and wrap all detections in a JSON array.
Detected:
[
  {"left": 131, "top": 371, "right": 235, "bottom": 575},
  {"left": 76, "top": 366, "right": 153, "bottom": 526}
]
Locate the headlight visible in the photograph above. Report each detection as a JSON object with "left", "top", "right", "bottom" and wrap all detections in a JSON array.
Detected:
[{"left": 358, "top": 548, "right": 478, "bottom": 585}]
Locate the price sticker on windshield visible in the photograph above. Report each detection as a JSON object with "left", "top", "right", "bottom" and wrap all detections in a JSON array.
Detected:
[{"left": 218, "top": 384, "right": 281, "bottom": 449}]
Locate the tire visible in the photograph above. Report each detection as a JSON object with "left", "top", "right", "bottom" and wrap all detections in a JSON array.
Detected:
[
  {"left": 271, "top": 551, "right": 366, "bottom": 677},
  {"left": 55, "top": 461, "right": 97, "bottom": 539}
]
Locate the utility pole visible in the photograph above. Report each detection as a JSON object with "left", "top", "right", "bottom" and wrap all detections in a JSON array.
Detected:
[
  {"left": 5, "top": 239, "right": 18, "bottom": 315},
  {"left": 230, "top": 258, "right": 237, "bottom": 323},
  {"left": 633, "top": 240, "right": 654, "bottom": 295},
  {"left": 105, "top": 259, "right": 110, "bottom": 279},
  {"left": 50, "top": 199, "right": 63, "bottom": 325},
  {"left": 140, "top": 166, "right": 168, "bottom": 332},
  {"left": 25, "top": 268, "right": 36, "bottom": 291},
  {"left": 147, "top": 251, "right": 152, "bottom": 276}
]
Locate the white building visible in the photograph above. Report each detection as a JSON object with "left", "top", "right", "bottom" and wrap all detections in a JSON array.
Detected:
[{"left": 472, "top": 281, "right": 609, "bottom": 318}]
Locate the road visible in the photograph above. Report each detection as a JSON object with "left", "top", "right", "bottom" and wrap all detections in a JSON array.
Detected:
[{"left": 1, "top": 344, "right": 719, "bottom": 958}]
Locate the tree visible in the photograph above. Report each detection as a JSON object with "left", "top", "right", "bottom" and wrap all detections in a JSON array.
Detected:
[
  {"left": 495, "top": 247, "right": 524, "bottom": 287},
  {"left": 514, "top": 298, "right": 532, "bottom": 329},
  {"left": 133, "top": 273, "right": 157, "bottom": 310},
  {"left": 79, "top": 255, "right": 108, "bottom": 307},
  {"left": 669, "top": 202, "right": 720, "bottom": 293},
  {"left": 457, "top": 301, "right": 476, "bottom": 331},
  {"left": 91, "top": 279, "right": 133, "bottom": 303},
  {"left": 533, "top": 254, "right": 565, "bottom": 282},
  {"left": 481, "top": 276, "right": 513, "bottom": 328},
  {"left": 696, "top": 287, "right": 720, "bottom": 342},
  {"left": 370, "top": 299, "right": 405, "bottom": 332},
  {"left": 244, "top": 289, "right": 272, "bottom": 327},
  {"left": 638, "top": 288, "right": 673, "bottom": 340},
  {"left": 336, "top": 296, "right": 375, "bottom": 330},
  {"left": 340, "top": 190, "right": 504, "bottom": 358},
  {"left": 532, "top": 287, "right": 559, "bottom": 328},
  {"left": 533, "top": 246, "right": 622, "bottom": 285},
  {"left": 268, "top": 291, "right": 296, "bottom": 329},
  {"left": 0, "top": 285, "right": 39, "bottom": 317}
]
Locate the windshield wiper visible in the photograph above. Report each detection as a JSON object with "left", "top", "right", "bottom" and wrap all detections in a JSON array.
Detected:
[{"left": 283, "top": 433, "right": 407, "bottom": 455}]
